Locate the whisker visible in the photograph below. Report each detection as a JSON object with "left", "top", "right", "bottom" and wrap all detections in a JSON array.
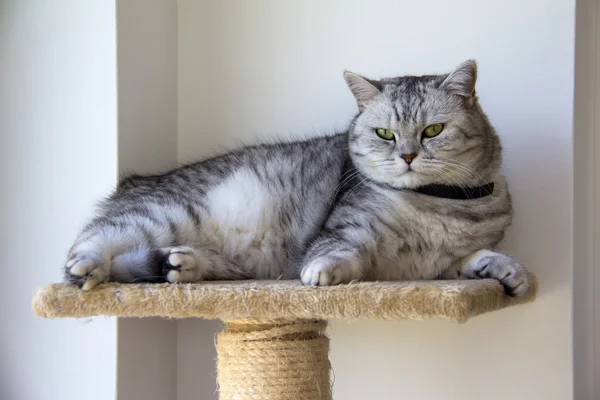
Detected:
[
  {"left": 443, "top": 160, "right": 487, "bottom": 183},
  {"left": 332, "top": 160, "right": 395, "bottom": 199},
  {"left": 340, "top": 176, "right": 372, "bottom": 204},
  {"left": 443, "top": 161, "right": 493, "bottom": 196},
  {"left": 332, "top": 169, "right": 362, "bottom": 198},
  {"left": 422, "top": 159, "right": 484, "bottom": 188},
  {"left": 429, "top": 168, "right": 472, "bottom": 199}
]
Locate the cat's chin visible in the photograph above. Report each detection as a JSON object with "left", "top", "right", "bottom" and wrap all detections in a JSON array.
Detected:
[{"left": 380, "top": 171, "right": 434, "bottom": 190}]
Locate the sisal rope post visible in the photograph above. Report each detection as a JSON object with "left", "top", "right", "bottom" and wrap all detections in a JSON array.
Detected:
[{"left": 216, "top": 319, "right": 332, "bottom": 400}]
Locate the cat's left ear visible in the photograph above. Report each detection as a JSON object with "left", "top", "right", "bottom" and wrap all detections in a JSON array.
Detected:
[
  {"left": 344, "top": 71, "right": 382, "bottom": 111},
  {"left": 440, "top": 60, "right": 478, "bottom": 102}
]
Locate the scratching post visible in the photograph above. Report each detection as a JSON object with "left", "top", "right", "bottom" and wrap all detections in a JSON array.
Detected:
[
  {"left": 217, "top": 320, "right": 331, "bottom": 400},
  {"left": 32, "top": 277, "right": 537, "bottom": 399}
]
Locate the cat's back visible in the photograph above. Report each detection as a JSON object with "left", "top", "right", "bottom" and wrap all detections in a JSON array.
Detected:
[
  {"left": 115, "top": 133, "right": 347, "bottom": 197},
  {"left": 174, "top": 132, "right": 346, "bottom": 186}
]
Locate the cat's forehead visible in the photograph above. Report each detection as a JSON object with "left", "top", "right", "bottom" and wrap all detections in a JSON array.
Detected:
[{"left": 380, "top": 74, "right": 445, "bottom": 100}]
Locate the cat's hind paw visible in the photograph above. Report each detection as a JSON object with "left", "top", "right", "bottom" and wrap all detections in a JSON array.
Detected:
[
  {"left": 162, "top": 246, "right": 201, "bottom": 283},
  {"left": 64, "top": 254, "right": 109, "bottom": 290}
]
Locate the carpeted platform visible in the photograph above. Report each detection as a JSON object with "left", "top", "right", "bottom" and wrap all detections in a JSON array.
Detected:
[{"left": 33, "top": 276, "right": 537, "bottom": 323}]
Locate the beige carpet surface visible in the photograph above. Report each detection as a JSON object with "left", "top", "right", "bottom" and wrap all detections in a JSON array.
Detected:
[{"left": 33, "top": 276, "right": 536, "bottom": 323}]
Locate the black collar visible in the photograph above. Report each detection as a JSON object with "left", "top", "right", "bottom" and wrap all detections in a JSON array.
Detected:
[{"left": 412, "top": 182, "right": 495, "bottom": 200}]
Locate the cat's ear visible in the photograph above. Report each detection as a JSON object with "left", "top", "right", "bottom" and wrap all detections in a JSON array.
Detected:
[
  {"left": 343, "top": 71, "right": 382, "bottom": 111},
  {"left": 440, "top": 60, "right": 477, "bottom": 100}
]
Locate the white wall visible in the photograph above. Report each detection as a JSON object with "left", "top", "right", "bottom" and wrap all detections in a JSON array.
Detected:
[
  {"left": 117, "top": 0, "right": 178, "bottom": 176},
  {"left": 0, "top": 1, "right": 576, "bottom": 399},
  {"left": 115, "top": 1, "right": 178, "bottom": 400},
  {"left": 177, "top": 1, "right": 574, "bottom": 399},
  {"left": 0, "top": 1, "right": 118, "bottom": 399},
  {"left": 176, "top": 319, "right": 222, "bottom": 400}
]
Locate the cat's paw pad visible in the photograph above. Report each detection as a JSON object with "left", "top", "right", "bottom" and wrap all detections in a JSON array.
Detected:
[
  {"left": 301, "top": 257, "right": 361, "bottom": 286},
  {"left": 463, "top": 250, "right": 529, "bottom": 296},
  {"left": 64, "top": 255, "right": 108, "bottom": 290},
  {"left": 162, "top": 247, "right": 199, "bottom": 283}
]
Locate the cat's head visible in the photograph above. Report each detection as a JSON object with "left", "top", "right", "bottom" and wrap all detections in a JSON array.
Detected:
[{"left": 345, "top": 60, "right": 501, "bottom": 190}]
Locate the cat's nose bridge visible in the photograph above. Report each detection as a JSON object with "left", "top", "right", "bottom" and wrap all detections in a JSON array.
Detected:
[{"left": 397, "top": 137, "right": 420, "bottom": 158}]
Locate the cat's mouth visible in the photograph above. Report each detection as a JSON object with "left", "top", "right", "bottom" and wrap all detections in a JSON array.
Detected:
[{"left": 399, "top": 163, "right": 420, "bottom": 174}]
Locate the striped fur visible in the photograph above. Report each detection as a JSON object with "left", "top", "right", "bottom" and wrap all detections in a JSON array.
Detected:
[{"left": 65, "top": 60, "right": 529, "bottom": 296}]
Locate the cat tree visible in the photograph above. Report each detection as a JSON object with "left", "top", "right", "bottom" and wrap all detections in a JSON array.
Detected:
[{"left": 33, "top": 277, "right": 536, "bottom": 400}]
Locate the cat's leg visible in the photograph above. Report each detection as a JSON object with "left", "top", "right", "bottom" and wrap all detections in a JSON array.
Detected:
[
  {"left": 301, "top": 236, "right": 369, "bottom": 286},
  {"left": 161, "top": 246, "right": 247, "bottom": 283},
  {"left": 300, "top": 252, "right": 364, "bottom": 285},
  {"left": 65, "top": 226, "right": 161, "bottom": 289},
  {"left": 301, "top": 208, "right": 375, "bottom": 286},
  {"left": 442, "top": 249, "right": 529, "bottom": 296},
  {"left": 64, "top": 217, "right": 173, "bottom": 289},
  {"left": 64, "top": 248, "right": 110, "bottom": 291}
]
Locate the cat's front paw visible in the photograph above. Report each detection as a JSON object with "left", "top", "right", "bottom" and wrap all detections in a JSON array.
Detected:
[
  {"left": 460, "top": 250, "right": 529, "bottom": 296},
  {"left": 301, "top": 256, "right": 362, "bottom": 286},
  {"left": 64, "top": 253, "right": 109, "bottom": 290},
  {"left": 162, "top": 246, "right": 201, "bottom": 283}
]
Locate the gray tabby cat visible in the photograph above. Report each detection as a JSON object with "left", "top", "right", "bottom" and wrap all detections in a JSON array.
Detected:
[{"left": 65, "top": 60, "right": 529, "bottom": 296}]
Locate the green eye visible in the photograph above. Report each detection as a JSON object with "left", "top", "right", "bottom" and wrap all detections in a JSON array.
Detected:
[
  {"left": 423, "top": 124, "right": 444, "bottom": 138},
  {"left": 375, "top": 128, "right": 395, "bottom": 140}
]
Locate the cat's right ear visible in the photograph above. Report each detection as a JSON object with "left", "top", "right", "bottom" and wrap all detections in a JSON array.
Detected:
[{"left": 343, "top": 71, "right": 381, "bottom": 111}]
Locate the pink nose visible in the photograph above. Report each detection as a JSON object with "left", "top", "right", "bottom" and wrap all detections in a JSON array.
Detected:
[{"left": 400, "top": 153, "right": 417, "bottom": 164}]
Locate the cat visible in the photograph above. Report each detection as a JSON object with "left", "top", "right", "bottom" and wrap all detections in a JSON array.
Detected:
[{"left": 64, "top": 60, "right": 529, "bottom": 296}]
